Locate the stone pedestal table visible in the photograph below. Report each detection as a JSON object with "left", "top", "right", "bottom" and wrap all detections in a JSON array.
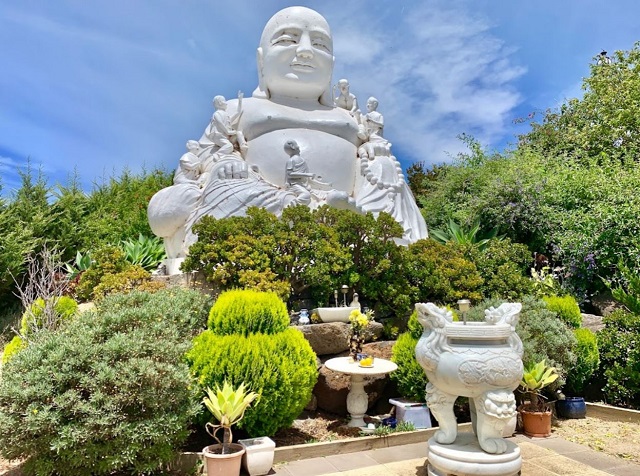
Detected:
[{"left": 324, "top": 356, "right": 397, "bottom": 427}]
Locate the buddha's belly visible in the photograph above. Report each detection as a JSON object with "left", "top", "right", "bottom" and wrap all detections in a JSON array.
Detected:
[{"left": 245, "top": 129, "right": 358, "bottom": 193}]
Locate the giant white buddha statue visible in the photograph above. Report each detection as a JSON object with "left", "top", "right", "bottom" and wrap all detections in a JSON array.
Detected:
[{"left": 148, "top": 6, "right": 428, "bottom": 272}]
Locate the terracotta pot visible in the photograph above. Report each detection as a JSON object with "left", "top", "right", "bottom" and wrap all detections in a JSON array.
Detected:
[
  {"left": 520, "top": 408, "right": 552, "bottom": 437},
  {"left": 202, "top": 443, "right": 245, "bottom": 476}
]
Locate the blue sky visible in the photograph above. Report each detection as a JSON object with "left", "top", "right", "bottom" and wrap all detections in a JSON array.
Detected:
[{"left": 1, "top": 0, "right": 638, "bottom": 196}]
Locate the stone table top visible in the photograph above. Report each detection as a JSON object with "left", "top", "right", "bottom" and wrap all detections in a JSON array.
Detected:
[{"left": 324, "top": 356, "right": 397, "bottom": 376}]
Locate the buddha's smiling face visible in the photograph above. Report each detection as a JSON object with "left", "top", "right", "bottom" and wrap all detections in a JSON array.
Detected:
[{"left": 258, "top": 7, "right": 334, "bottom": 101}]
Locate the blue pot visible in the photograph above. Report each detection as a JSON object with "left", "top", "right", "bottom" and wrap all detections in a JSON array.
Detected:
[{"left": 556, "top": 397, "right": 587, "bottom": 419}]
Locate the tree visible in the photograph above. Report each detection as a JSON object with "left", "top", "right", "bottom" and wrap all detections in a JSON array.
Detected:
[
  {"left": 183, "top": 206, "right": 352, "bottom": 305},
  {"left": 521, "top": 42, "right": 640, "bottom": 164}
]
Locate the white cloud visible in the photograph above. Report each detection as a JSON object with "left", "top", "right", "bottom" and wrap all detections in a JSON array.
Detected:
[{"left": 326, "top": 1, "right": 526, "bottom": 168}]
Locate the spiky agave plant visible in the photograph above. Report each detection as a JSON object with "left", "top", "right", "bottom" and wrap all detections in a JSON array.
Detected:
[
  {"left": 519, "top": 360, "right": 559, "bottom": 411},
  {"left": 203, "top": 380, "right": 260, "bottom": 454}
]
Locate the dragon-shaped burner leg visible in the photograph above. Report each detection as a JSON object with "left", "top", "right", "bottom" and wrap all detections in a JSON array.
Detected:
[
  {"left": 426, "top": 382, "right": 458, "bottom": 444},
  {"left": 473, "top": 390, "right": 516, "bottom": 454}
]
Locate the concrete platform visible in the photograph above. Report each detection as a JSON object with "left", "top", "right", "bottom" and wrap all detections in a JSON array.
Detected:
[{"left": 270, "top": 432, "right": 640, "bottom": 476}]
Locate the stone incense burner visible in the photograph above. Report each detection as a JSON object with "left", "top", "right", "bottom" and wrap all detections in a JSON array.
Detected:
[{"left": 415, "top": 302, "right": 524, "bottom": 456}]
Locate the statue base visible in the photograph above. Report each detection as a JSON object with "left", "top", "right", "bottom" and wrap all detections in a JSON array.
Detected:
[
  {"left": 427, "top": 433, "right": 521, "bottom": 476},
  {"left": 163, "top": 258, "right": 185, "bottom": 275}
]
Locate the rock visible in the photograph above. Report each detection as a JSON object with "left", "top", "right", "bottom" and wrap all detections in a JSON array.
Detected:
[
  {"left": 367, "top": 322, "right": 384, "bottom": 342},
  {"left": 314, "top": 363, "right": 351, "bottom": 415},
  {"left": 295, "top": 322, "right": 385, "bottom": 357},
  {"left": 581, "top": 313, "right": 605, "bottom": 332},
  {"left": 591, "top": 292, "right": 624, "bottom": 317},
  {"left": 77, "top": 302, "right": 96, "bottom": 314},
  {"left": 362, "top": 340, "right": 395, "bottom": 360},
  {"left": 296, "top": 323, "right": 350, "bottom": 356}
]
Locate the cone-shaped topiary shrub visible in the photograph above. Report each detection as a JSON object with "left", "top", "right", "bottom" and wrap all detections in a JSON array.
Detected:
[
  {"left": 391, "top": 328, "right": 428, "bottom": 402},
  {"left": 207, "top": 289, "right": 289, "bottom": 336},
  {"left": 0, "top": 288, "right": 210, "bottom": 476},
  {"left": 188, "top": 290, "right": 317, "bottom": 436},
  {"left": 543, "top": 294, "right": 582, "bottom": 328},
  {"left": 565, "top": 328, "right": 599, "bottom": 396},
  {"left": 187, "top": 328, "right": 317, "bottom": 436}
]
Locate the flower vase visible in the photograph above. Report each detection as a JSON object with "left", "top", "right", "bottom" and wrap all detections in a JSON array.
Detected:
[{"left": 349, "top": 335, "right": 363, "bottom": 361}]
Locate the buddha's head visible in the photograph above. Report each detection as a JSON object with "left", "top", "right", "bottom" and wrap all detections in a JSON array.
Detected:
[{"left": 255, "top": 7, "right": 334, "bottom": 105}]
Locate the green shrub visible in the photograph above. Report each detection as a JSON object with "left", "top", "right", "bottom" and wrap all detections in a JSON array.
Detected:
[
  {"left": 404, "top": 240, "right": 483, "bottom": 306},
  {"left": 208, "top": 289, "right": 289, "bottom": 336},
  {"left": 406, "top": 309, "right": 423, "bottom": 339},
  {"left": 92, "top": 265, "right": 151, "bottom": 301},
  {"left": 76, "top": 246, "right": 157, "bottom": 302},
  {"left": 183, "top": 206, "right": 352, "bottom": 305},
  {"left": 596, "top": 309, "right": 640, "bottom": 408},
  {"left": 94, "top": 287, "right": 212, "bottom": 337},
  {"left": 75, "top": 245, "right": 130, "bottom": 301},
  {"left": 565, "top": 328, "right": 599, "bottom": 396},
  {"left": 543, "top": 294, "right": 582, "bottom": 328},
  {"left": 20, "top": 296, "right": 78, "bottom": 338},
  {"left": 0, "top": 290, "right": 202, "bottom": 475},
  {"left": 467, "top": 296, "right": 577, "bottom": 387},
  {"left": 390, "top": 331, "right": 427, "bottom": 402},
  {"left": 1, "top": 335, "right": 24, "bottom": 364},
  {"left": 187, "top": 328, "right": 317, "bottom": 436},
  {"left": 608, "top": 261, "right": 640, "bottom": 314},
  {"left": 468, "top": 238, "right": 533, "bottom": 300}
]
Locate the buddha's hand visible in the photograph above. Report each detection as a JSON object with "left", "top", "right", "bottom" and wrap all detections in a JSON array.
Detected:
[{"left": 217, "top": 160, "right": 249, "bottom": 180}]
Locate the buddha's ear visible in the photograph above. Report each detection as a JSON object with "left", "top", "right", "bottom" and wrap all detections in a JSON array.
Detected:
[
  {"left": 319, "top": 55, "right": 336, "bottom": 107},
  {"left": 254, "top": 47, "right": 269, "bottom": 98}
]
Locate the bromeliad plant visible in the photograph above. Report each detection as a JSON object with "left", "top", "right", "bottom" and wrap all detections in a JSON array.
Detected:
[
  {"left": 519, "top": 359, "right": 559, "bottom": 411},
  {"left": 203, "top": 381, "right": 260, "bottom": 454}
]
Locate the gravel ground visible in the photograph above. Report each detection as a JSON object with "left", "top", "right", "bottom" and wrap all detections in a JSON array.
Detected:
[{"left": 553, "top": 415, "right": 640, "bottom": 464}]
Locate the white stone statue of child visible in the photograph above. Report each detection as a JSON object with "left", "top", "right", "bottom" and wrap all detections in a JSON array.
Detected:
[
  {"left": 208, "top": 92, "right": 248, "bottom": 156},
  {"left": 284, "top": 140, "right": 314, "bottom": 206},
  {"left": 361, "top": 96, "right": 384, "bottom": 140},
  {"left": 334, "top": 79, "right": 360, "bottom": 120},
  {"left": 175, "top": 140, "right": 207, "bottom": 186}
]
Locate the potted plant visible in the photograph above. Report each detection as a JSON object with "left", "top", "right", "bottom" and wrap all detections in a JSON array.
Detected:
[
  {"left": 202, "top": 380, "right": 259, "bottom": 476},
  {"left": 518, "top": 360, "right": 559, "bottom": 437}
]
